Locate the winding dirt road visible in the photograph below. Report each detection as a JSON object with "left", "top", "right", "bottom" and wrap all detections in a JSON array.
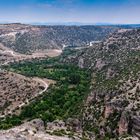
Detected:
[
  {"left": 33, "top": 77, "right": 49, "bottom": 95},
  {"left": 0, "top": 77, "right": 49, "bottom": 117},
  {"left": 19, "top": 78, "right": 49, "bottom": 108}
]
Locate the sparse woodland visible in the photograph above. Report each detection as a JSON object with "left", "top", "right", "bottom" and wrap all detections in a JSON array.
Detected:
[{"left": 0, "top": 25, "right": 140, "bottom": 140}]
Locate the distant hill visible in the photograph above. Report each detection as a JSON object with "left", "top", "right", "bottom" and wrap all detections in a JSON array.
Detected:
[{"left": 0, "top": 23, "right": 118, "bottom": 54}]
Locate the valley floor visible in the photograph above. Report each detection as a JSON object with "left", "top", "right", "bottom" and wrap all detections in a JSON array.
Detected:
[{"left": 0, "top": 43, "right": 62, "bottom": 66}]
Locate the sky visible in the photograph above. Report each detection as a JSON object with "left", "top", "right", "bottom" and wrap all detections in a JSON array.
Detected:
[{"left": 0, "top": 0, "right": 140, "bottom": 24}]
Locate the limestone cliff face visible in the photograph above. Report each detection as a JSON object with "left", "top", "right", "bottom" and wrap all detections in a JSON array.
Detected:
[
  {"left": 64, "top": 29, "right": 140, "bottom": 139},
  {"left": 118, "top": 112, "right": 129, "bottom": 135},
  {"left": 104, "top": 104, "right": 114, "bottom": 119},
  {"left": 132, "top": 116, "right": 140, "bottom": 138}
]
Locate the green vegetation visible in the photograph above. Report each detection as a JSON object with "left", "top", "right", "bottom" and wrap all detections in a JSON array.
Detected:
[
  {"left": 94, "top": 51, "right": 140, "bottom": 90},
  {"left": 0, "top": 58, "right": 91, "bottom": 129}
]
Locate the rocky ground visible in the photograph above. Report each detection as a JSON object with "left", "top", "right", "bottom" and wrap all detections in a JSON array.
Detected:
[
  {"left": 0, "top": 25, "right": 140, "bottom": 139},
  {"left": 0, "top": 119, "right": 72, "bottom": 140},
  {"left": 61, "top": 29, "right": 140, "bottom": 139},
  {"left": 0, "top": 70, "right": 47, "bottom": 117},
  {"left": 0, "top": 23, "right": 118, "bottom": 54},
  {"left": 0, "top": 43, "right": 60, "bottom": 117},
  {"left": 0, "top": 43, "right": 62, "bottom": 66}
]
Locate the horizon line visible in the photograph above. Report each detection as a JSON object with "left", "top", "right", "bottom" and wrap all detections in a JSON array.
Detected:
[{"left": 0, "top": 21, "right": 140, "bottom": 26}]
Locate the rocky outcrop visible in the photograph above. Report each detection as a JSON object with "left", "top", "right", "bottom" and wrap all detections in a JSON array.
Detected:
[
  {"left": 66, "top": 118, "right": 82, "bottom": 132},
  {"left": 95, "top": 59, "right": 106, "bottom": 70},
  {"left": 118, "top": 111, "right": 129, "bottom": 135},
  {"left": 78, "top": 58, "right": 84, "bottom": 68},
  {"left": 132, "top": 116, "right": 140, "bottom": 138},
  {"left": 47, "top": 120, "right": 66, "bottom": 131},
  {"left": 104, "top": 103, "right": 114, "bottom": 118},
  {"left": 0, "top": 119, "right": 71, "bottom": 140}
]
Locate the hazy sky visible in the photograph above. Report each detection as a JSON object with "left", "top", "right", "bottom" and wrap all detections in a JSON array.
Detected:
[{"left": 0, "top": 0, "right": 140, "bottom": 24}]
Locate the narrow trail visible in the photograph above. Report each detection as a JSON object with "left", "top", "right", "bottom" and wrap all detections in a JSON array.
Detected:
[
  {"left": 33, "top": 77, "right": 49, "bottom": 95},
  {"left": 19, "top": 78, "right": 49, "bottom": 108},
  {"left": 3, "top": 50, "right": 16, "bottom": 57},
  {"left": 0, "top": 77, "right": 49, "bottom": 118},
  {"left": 0, "top": 44, "right": 59, "bottom": 117}
]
